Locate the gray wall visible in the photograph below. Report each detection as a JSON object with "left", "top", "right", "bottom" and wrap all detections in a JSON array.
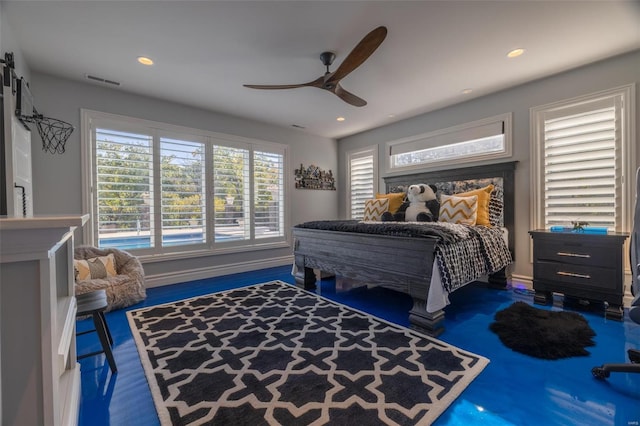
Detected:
[
  {"left": 28, "top": 72, "right": 338, "bottom": 285},
  {"left": 337, "top": 50, "right": 640, "bottom": 283},
  {"left": 0, "top": 3, "right": 30, "bottom": 82}
]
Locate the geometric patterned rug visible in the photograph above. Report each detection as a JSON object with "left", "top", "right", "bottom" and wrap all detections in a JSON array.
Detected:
[{"left": 127, "top": 280, "right": 489, "bottom": 425}]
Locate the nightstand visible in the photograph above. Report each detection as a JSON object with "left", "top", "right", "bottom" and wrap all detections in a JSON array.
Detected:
[{"left": 529, "top": 229, "right": 629, "bottom": 320}]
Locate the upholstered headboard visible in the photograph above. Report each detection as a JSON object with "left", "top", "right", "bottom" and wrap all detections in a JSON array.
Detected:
[{"left": 383, "top": 161, "right": 517, "bottom": 257}]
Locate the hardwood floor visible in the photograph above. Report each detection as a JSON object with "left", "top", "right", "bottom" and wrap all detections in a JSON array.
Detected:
[{"left": 76, "top": 265, "right": 640, "bottom": 425}]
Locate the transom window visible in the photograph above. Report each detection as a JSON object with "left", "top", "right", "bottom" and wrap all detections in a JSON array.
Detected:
[
  {"left": 82, "top": 110, "right": 287, "bottom": 257},
  {"left": 386, "top": 113, "right": 512, "bottom": 172}
]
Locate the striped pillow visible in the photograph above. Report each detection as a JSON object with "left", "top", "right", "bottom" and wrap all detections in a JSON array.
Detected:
[
  {"left": 363, "top": 198, "right": 389, "bottom": 221},
  {"left": 439, "top": 194, "right": 478, "bottom": 225}
]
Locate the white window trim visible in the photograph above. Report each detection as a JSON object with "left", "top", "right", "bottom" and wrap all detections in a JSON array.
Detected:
[
  {"left": 384, "top": 113, "right": 512, "bottom": 173},
  {"left": 530, "top": 84, "right": 636, "bottom": 234},
  {"left": 81, "top": 109, "right": 290, "bottom": 262},
  {"left": 346, "top": 145, "right": 378, "bottom": 219}
]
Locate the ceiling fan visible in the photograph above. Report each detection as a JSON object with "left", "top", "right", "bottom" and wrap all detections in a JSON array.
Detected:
[{"left": 243, "top": 26, "right": 387, "bottom": 107}]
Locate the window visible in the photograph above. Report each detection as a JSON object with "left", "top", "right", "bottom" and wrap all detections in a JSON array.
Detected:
[
  {"left": 213, "top": 145, "right": 249, "bottom": 242},
  {"left": 386, "top": 113, "right": 512, "bottom": 172},
  {"left": 531, "top": 85, "right": 635, "bottom": 232},
  {"left": 160, "top": 135, "right": 206, "bottom": 247},
  {"left": 347, "top": 147, "right": 377, "bottom": 219},
  {"left": 82, "top": 110, "right": 288, "bottom": 257},
  {"left": 95, "top": 128, "right": 154, "bottom": 250}
]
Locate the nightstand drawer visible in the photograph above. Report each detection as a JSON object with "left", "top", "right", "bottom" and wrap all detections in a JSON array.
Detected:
[
  {"left": 534, "top": 240, "right": 616, "bottom": 267},
  {"left": 535, "top": 261, "right": 617, "bottom": 290}
]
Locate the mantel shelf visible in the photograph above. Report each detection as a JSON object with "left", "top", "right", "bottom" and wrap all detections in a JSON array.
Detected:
[{"left": 0, "top": 214, "right": 90, "bottom": 230}]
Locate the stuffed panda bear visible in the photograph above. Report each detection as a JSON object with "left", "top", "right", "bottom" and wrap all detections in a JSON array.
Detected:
[
  {"left": 405, "top": 183, "right": 440, "bottom": 221},
  {"left": 381, "top": 183, "right": 439, "bottom": 222}
]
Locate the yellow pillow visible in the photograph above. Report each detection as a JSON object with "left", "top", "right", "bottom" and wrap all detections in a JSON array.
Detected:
[
  {"left": 375, "top": 192, "right": 405, "bottom": 214},
  {"left": 363, "top": 198, "right": 389, "bottom": 221},
  {"left": 456, "top": 184, "right": 494, "bottom": 226},
  {"left": 74, "top": 254, "right": 117, "bottom": 281},
  {"left": 439, "top": 194, "right": 478, "bottom": 225}
]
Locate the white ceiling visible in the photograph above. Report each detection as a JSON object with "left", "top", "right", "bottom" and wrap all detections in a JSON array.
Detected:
[{"left": 3, "top": 1, "right": 640, "bottom": 140}]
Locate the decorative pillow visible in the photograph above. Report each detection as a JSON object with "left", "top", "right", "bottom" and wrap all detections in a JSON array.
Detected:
[
  {"left": 439, "top": 194, "right": 478, "bottom": 225},
  {"left": 363, "top": 198, "right": 389, "bottom": 221},
  {"left": 375, "top": 192, "right": 405, "bottom": 214},
  {"left": 488, "top": 191, "right": 504, "bottom": 227},
  {"left": 74, "top": 254, "right": 117, "bottom": 281},
  {"left": 455, "top": 184, "right": 494, "bottom": 226}
]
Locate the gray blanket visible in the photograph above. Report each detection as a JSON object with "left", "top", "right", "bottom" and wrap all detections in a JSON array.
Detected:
[
  {"left": 295, "top": 220, "right": 512, "bottom": 294},
  {"left": 294, "top": 220, "right": 461, "bottom": 244}
]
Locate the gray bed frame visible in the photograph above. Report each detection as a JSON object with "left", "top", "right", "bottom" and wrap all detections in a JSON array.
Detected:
[{"left": 292, "top": 161, "right": 517, "bottom": 336}]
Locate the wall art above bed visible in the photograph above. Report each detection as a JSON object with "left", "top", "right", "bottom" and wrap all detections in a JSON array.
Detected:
[{"left": 294, "top": 163, "right": 336, "bottom": 190}]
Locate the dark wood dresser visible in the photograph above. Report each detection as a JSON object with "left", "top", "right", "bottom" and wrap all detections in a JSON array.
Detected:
[{"left": 529, "top": 229, "right": 628, "bottom": 320}]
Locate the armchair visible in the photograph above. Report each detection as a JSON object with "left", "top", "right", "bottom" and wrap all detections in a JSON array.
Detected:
[{"left": 74, "top": 246, "right": 146, "bottom": 312}]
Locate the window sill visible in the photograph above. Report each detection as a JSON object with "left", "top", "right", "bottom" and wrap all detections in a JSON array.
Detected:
[{"left": 137, "top": 239, "right": 291, "bottom": 264}]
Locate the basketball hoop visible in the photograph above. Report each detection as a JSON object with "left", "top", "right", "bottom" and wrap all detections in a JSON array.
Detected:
[
  {"left": 35, "top": 116, "right": 74, "bottom": 154},
  {"left": 22, "top": 113, "right": 74, "bottom": 154}
]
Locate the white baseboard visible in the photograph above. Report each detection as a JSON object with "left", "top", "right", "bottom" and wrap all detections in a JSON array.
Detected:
[
  {"left": 144, "top": 255, "right": 294, "bottom": 288},
  {"left": 511, "top": 274, "right": 533, "bottom": 289}
]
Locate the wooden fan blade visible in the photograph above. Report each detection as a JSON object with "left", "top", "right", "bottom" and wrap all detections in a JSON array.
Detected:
[
  {"left": 332, "top": 84, "right": 367, "bottom": 107},
  {"left": 244, "top": 76, "right": 324, "bottom": 90},
  {"left": 244, "top": 84, "right": 308, "bottom": 90},
  {"left": 326, "top": 26, "right": 387, "bottom": 85}
]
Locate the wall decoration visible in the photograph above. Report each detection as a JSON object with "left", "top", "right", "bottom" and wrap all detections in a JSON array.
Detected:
[{"left": 294, "top": 163, "right": 336, "bottom": 190}]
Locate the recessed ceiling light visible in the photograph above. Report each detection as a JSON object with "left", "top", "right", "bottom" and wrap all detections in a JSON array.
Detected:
[
  {"left": 137, "top": 56, "right": 154, "bottom": 66},
  {"left": 336, "top": 117, "right": 345, "bottom": 122},
  {"left": 462, "top": 88, "right": 473, "bottom": 94},
  {"left": 507, "top": 48, "right": 525, "bottom": 59},
  {"left": 388, "top": 114, "right": 395, "bottom": 118}
]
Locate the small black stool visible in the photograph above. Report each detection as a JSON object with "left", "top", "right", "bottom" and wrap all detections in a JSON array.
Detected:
[{"left": 76, "top": 289, "right": 117, "bottom": 373}]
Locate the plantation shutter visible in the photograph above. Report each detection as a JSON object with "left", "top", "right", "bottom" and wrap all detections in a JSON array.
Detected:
[
  {"left": 542, "top": 97, "right": 620, "bottom": 229},
  {"left": 160, "top": 136, "right": 206, "bottom": 247},
  {"left": 95, "top": 128, "right": 154, "bottom": 249},
  {"left": 254, "top": 150, "right": 284, "bottom": 239},
  {"left": 212, "top": 145, "right": 250, "bottom": 241},
  {"left": 349, "top": 153, "right": 375, "bottom": 219}
]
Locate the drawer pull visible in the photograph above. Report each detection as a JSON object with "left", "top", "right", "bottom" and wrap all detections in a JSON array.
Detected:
[
  {"left": 557, "top": 271, "right": 591, "bottom": 279},
  {"left": 556, "top": 252, "right": 590, "bottom": 258}
]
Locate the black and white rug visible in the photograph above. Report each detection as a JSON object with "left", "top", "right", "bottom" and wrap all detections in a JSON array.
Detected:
[{"left": 127, "top": 280, "right": 489, "bottom": 425}]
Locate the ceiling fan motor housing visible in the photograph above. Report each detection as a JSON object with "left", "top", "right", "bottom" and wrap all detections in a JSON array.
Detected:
[
  {"left": 320, "top": 51, "right": 336, "bottom": 67},
  {"left": 320, "top": 51, "right": 337, "bottom": 88}
]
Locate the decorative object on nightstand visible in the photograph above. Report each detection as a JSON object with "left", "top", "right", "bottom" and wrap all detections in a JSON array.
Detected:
[
  {"left": 571, "top": 220, "right": 589, "bottom": 232},
  {"left": 529, "top": 229, "right": 628, "bottom": 320}
]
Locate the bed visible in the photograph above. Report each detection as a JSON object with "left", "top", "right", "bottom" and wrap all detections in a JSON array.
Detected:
[{"left": 292, "top": 161, "right": 517, "bottom": 336}]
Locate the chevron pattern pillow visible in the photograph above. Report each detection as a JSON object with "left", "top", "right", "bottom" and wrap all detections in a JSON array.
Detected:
[
  {"left": 439, "top": 194, "right": 478, "bottom": 225},
  {"left": 363, "top": 198, "right": 389, "bottom": 221},
  {"left": 74, "top": 254, "right": 118, "bottom": 281},
  {"left": 455, "top": 184, "right": 494, "bottom": 226}
]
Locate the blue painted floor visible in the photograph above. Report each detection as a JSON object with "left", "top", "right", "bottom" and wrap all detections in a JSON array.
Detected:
[{"left": 77, "top": 266, "right": 640, "bottom": 425}]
